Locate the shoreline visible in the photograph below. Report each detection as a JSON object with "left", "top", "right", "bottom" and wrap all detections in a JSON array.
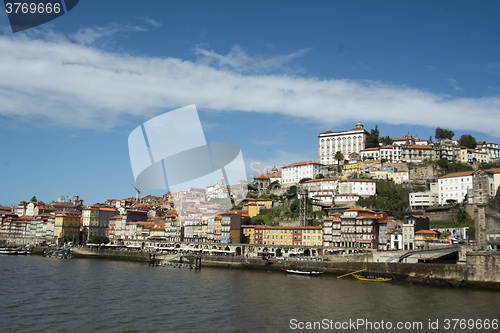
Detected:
[{"left": 32, "top": 245, "right": 500, "bottom": 290}]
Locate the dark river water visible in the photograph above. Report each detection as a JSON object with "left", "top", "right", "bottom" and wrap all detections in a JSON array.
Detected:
[{"left": 0, "top": 255, "right": 499, "bottom": 332}]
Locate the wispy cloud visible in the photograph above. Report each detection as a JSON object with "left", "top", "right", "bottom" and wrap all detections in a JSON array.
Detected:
[
  {"left": 193, "top": 45, "right": 310, "bottom": 74},
  {"left": 1, "top": 30, "right": 500, "bottom": 138},
  {"left": 140, "top": 16, "right": 162, "bottom": 28},
  {"left": 448, "top": 78, "right": 464, "bottom": 92},
  {"left": 70, "top": 24, "right": 146, "bottom": 45}
]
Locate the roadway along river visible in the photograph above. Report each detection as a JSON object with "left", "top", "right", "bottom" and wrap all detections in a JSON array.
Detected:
[{"left": 0, "top": 255, "right": 499, "bottom": 332}]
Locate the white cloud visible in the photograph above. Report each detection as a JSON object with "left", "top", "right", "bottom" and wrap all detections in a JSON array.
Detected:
[
  {"left": 140, "top": 16, "right": 162, "bottom": 28},
  {"left": 1, "top": 31, "right": 500, "bottom": 138},
  {"left": 193, "top": 45, "right": 310, "bottom": 74}
]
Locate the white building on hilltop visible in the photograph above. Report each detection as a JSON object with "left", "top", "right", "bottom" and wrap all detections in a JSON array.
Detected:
[
  {"left": 281, "top": 161, "right": 327, "bottom": 186},
  {"left": 318, "top": 121, "right": 369, "bottom": 165}
]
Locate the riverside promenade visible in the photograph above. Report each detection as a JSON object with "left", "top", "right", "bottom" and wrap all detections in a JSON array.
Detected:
[{"left": 57, "top": 245, "right": 500, "bottom": 290}]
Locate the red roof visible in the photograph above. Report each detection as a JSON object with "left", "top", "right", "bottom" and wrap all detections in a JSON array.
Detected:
[
  {"left": 415, "top": 230, "right": 437, "bottom": 234},
  {"left": 254, "top": 171, "right": 282, "bottom": 179},
  {"left": 282, "top": 160, "right": 324, "bottom": 168},
  {"left": 486, "top": 168, "right": 500, "bottom": 174},
  {"left": 439, "top": 171, "right": 475, "bottom": 179}
]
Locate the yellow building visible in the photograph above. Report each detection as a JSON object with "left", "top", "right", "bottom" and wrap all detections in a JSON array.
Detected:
[
  {"left": 242, "top": 225, "right": 256, "bottom": 244},
  {"left": 262, "top": 227, "right": 294, "bottom": 246},
  {"left": 55, "top": 212, "right": 81, "bottom": 243},
  {"left": 242, "top": 198, "right": 273, "bottom": 218},
  {"left": 300, "top": 226, "right": 323, "bottom": 247},
  {"left": 415, "top": 230, "right": 438, "bottom": 241},
  {"left": 213, "top": 215, "right": 222, "bottom": 243}
]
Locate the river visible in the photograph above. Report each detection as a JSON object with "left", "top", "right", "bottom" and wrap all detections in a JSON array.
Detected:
[{"left": 0, "top": 255, "right": 499, "bottom": 332}]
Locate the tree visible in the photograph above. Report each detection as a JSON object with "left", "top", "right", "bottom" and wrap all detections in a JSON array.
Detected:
[
  {"left": 435, "top": 127, "right": 455, "bottom": 140},
  {"left": 366, "top": 125, "right": 380, "bottom": 148},
  {"left": 315, "top": 173, "right": 325, "bottom": 179},
  {"left": 458, "top": 134, "right": 477, "bottom": 149},
  {"left": 91, "top": 235, "right": 109, "bottom": 244},
  {"left": 299, "top": 177, "right": 312, "bottom": 183},
  {"left": 334, "top": 151, "right": 344, "bottom": 172},
  {"left": 453, "top": 209, "right": 473, "bottom": 227},
  {"left": 381, "top": 136, "right": 394, "bottom": 146},
  {"left": 268, "top": 180, "right": 281, "bottom": 190}
]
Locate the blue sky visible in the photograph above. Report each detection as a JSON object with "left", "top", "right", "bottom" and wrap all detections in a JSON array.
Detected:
[{"left": 1, "top": 0, "right": 500, "bottom": 206}]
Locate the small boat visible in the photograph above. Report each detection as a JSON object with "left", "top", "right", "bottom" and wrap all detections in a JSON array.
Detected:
[
  {"left": 0, "top": 248, "right": 19, "bottom": 255},
  {"left": 280, "top": 268, "right": 324, "bottom": 276},
  {"left": 352, "top": 274, "right": 392, "bottom": 282}
]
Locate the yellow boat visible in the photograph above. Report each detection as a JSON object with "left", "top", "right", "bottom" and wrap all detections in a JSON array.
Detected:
[{"left": 352, "top": 274, "right": 392, "bottom": 282}]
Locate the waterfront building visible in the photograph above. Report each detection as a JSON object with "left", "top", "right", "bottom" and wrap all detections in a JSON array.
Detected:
[
  {"left": 389, "top": 231, "right": 403, "bottom": 250},
  {"left": 438, "top": 171, "right": 475, "bottom": 205},
  {"left": 415, "top": 230, "right": 438, "bottom": 249},
  {"left": 402, "top": 223, "right": 415, "bottom": 251},
  {"left": 318, "top": 121, "right": 369, "bottom": 165},
  {"left": 330, "top": 213, "right": 342, "bottom": 247},
  {"left": 55, "top": 212, "right": 81, "bottom": 244},
  {"left": 242, "top": 225, "right": 322, "bottom": 247},
  {"left": 281, "top": 160, "right": 327, "bottom": 186},
  {"left": 300, "top": 226, "right": 323, "bottom": 247},
  {"left": 338, "top": 207, "right": 382, "bottom": 249},
  {"left": 377, "top": 220, "right": 388, "bottom": 250},
  {"left": 81, "top": 207, "right": 99, "bottom": 243},
  {"left": 406, "top": 215, "right": 430, "bottom": 232},
  {"left": 213, "top": 215, "right": 222, "bottom": 243},
  {"left": 150, "top": 224, "right": 166, "bottom": 240}
]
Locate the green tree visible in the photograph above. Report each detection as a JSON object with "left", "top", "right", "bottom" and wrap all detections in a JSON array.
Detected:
[
  {"left": 458, "top": 134, "right": 477, "bottom": 149},
  {"left": 381, "top": 136, "right": 394, "bottom": 146},
  {"left": 435, "top": 127, "right": 455, "bottom": 140},
  {"left": 269, "top": 180, "right": 281, "bottom": 190},
  {"left": 250, "top": 215, "right": 265, "bottom": 225},
  {"left": 289, "top": 198, "right": 300, "bottom": 213},
  {"left": 315, "top": 173, "right": 325, "bottom": 179},
  {"left": 91, "top": 235, "right": 110, "bottom": 244},
  {"left": 334, "top": 151, "right": 345, "bottom": 172},
  {"left": 299, "top": 177, "right": 312, "bottom": 183},
  {"left": 453, "top": 209, "right": 473, "bottom": 227},
  {"left": 366, "top": 125, "right": 380, "bottom": 148}
]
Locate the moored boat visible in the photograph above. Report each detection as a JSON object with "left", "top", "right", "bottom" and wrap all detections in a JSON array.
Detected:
[
  {"left": 0, "top": 248, "right": 19, "bottom": 255},
  {"left": 280, "top": 268, "right": 324, "bottom": 276},
  {"left": 352, "top": 274, "right": 392, "bottom": 282}
]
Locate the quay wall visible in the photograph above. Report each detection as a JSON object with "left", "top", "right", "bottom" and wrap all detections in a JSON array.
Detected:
[
  {"left": 68, "top": 247, "right": 151, "bottom": 262},
  {"left": 183, "top": 252, "right": 500, "bottom": 289}
]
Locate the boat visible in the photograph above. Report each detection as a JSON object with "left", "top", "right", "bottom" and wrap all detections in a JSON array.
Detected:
[
  {"left": 352, "top": 274, "right": 392, "bottom": 282},
  {"left": 280, "top": 268, "right": 324, "bottom": 276},
  {"left": 0, "top": 248, "right": 19, "bottom": 255},
  {"left": 44, "top": 248, "right": 72, "bottom": 259}
]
